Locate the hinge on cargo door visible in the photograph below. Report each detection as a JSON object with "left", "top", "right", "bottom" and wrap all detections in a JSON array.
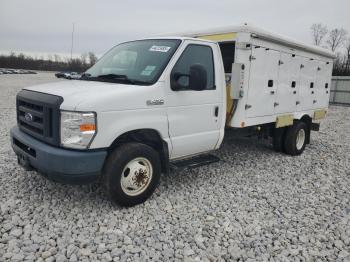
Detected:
[
  {"left": 278, "top": 60, "right": 284, "bottom": 66},
  {"left": 245, "top": 104, "right": 252, "bottom": 110},
  {"left": 274, "top": 102, "right": 279, "bottom": 107},
  {"left": 296, "top": 101, "right": 300, "bottom": 105},
  {"left": 249, "top": 55, "right": 256, "bottom": 61}
]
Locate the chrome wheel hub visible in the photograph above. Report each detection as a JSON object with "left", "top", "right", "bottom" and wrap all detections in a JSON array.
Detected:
[
  {"left": 120, "top": 157, "right": 153, "bottom": 196},
  {"left": 296, "top": 129, "right": 306, "bottom": 150}
]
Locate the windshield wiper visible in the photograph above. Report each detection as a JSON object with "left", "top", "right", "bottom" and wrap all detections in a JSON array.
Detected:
[
  {"left": 98, "top": 74, "right": 152, "bottom": 85},
  {"left": 97, "top": 74, "right": 128, "bottom": 79},
  {"left": 96, "top": 74, "right": 136, "bottom": 84},
  {"left": 81, "top": 73, "right": 150, "bottom": 85}
]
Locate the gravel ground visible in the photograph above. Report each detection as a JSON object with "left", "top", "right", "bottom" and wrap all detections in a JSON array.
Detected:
[{"left": 0, "top": 73, "right": 349, "bottom": 261}]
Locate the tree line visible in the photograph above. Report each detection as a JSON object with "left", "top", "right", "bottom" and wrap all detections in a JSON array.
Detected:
[
  {"left": 311, "top": 23, "right": 349, "bottom": 75},
  {"left": 0, "top": 52, "right": 98, "bottom": 72}
]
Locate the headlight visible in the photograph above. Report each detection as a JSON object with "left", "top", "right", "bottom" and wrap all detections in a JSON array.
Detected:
[{"left": 60, "top": 111, "right": 97, "bottom": 149}]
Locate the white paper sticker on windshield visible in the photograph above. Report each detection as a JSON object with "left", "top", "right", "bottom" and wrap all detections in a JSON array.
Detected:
[
  {"left": 141, "top": 65, "right": 156, "bottom": 76},
  {"left": 145, "top": 65, "right": 156, "bottom": 71},
  {"left": 141, "top": 70, "right": 153, "bottom": 76},
  {"left": 149, "top": 46, "right": 171, "bottom": 52}
]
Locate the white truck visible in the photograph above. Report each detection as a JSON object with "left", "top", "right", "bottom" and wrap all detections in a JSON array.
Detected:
[{"left": 11, "top": 25, "right": 335, "bottom": 206}]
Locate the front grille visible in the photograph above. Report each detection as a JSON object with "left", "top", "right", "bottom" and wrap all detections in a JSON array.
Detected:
[{"left": 16, "top": 90, "right": 63, "bottom": 146}]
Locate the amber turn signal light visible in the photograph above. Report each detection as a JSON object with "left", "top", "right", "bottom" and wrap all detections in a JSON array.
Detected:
[{"left": 80, "top": 124, "right": 96, "bottom": 132}]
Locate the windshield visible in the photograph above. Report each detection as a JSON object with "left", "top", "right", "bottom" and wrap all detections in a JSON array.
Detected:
[{"left": 84, "top": 39, "right": 181, "bottom": 85}]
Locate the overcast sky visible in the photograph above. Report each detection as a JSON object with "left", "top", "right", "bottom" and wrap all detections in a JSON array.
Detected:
[{"left": 0, "top": 0, "right": 349, "bottom": 58}]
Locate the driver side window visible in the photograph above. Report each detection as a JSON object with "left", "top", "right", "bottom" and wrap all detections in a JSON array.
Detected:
[{"left": 171, "top": 44, "right": 215, "bottom": 91}]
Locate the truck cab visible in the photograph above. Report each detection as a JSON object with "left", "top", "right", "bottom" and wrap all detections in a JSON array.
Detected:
[
  {"left": 11, "top": 37, "right": 227, "bottom": 206},
  {"left": 10, "top": 26, "right": 335, "bottom": 206}
]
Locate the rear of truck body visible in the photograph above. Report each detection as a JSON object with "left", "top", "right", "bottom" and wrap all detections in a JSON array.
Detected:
[{"left": 183, "top": 25, "right": 334, "bottom": 130}]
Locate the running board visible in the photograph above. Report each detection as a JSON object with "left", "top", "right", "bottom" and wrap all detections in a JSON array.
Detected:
[{"left": 170, "top": 154, "right": 220, "bottom": 170}]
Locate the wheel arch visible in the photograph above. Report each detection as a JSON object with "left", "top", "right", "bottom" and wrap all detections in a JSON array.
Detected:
[{"left": 108, "top": 129, "right": 170, "bottom": 174}]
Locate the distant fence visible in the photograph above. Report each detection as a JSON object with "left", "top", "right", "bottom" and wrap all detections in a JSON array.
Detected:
[{"left": 330, "top": 76, "right": 350, "bottom": 106}]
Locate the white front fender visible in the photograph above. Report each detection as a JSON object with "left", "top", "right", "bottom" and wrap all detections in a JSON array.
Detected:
[{"left": 90, "top": 108, "right": 171, "bottom": 151}]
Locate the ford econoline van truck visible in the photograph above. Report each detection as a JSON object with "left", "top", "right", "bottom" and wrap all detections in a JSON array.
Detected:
[{"left": 11, "top": 25, "right": 335, "bottom": 206}]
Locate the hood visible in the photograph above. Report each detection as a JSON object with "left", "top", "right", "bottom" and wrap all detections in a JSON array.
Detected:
[{"left": 24, "top": 80, "right": 164, "bottom": 112}]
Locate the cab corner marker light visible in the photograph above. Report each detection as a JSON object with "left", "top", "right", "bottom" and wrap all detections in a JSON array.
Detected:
[
  {"left": 241, "top": 122, "right": 245, "bottom": 128},
  {"left": 80, "top": 123, "right": 96, "bottom": 132}
]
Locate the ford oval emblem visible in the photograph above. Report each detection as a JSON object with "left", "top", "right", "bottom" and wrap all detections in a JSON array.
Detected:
[{"left": 24, "top": 112, "right": 33, "bottom": 122}]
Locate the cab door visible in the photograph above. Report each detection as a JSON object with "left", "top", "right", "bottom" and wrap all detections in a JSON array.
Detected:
[{"left": 165, "top": 41, "right": 223, "bottom": 159}]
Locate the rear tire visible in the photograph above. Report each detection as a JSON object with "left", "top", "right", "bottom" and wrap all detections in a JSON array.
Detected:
[
  {"left": 102, "top": 143, "right": 161, "bottom": 207},
  {"left": 284, "top": 121, "right": 307, "bottom": 156}
]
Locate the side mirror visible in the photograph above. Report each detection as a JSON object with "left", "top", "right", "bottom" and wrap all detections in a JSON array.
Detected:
[{"left": 171, "top": 64, "right": 207, "bottom": 91}]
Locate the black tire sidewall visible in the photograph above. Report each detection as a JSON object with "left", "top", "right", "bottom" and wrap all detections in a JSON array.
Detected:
[
  {"left": 103, "top": 143, "right": 161, "bottom": 207},
  {"left": 284, "top": 121, "right": 307, "bottom": 156}
]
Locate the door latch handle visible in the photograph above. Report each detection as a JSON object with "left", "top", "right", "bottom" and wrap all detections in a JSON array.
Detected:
[
  {"left": 270, "top": 91, "right": 275, "bottom": 95},
  {"left": 214, "top": 106, "right": 219, "bottom": 117},
  {"left": 146, "top": 99, "right": 164, "bottom": 106}
]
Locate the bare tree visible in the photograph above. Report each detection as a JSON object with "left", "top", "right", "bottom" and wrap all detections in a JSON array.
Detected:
[
  {"left": 80, "top": 52, "right": 88, "bottom": 65},
  {"left": 344, "top": 38, "right": 350, "bottom": 73},
  {"left": 88, "top": 52, "right": 98, "bottom": 66},
  {"left": 311, "top": 23, "right": 328, "bottom": 46},
  {"left": 327, "top": 28, "right": 348, "bottom": 52},
  {"left": 54, "top": 54, "right": 61, "bottom": 63}
]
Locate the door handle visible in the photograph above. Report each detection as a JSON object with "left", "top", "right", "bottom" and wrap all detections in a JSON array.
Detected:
[
  {"left": 214, "top": 106, "right": 219, "bottom": 117},
  {"left": 270, "top": 91, "right": 275, "bottom": 95}
]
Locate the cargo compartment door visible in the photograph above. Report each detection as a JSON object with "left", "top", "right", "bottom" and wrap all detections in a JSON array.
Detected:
[
  {"left": 316, "top": 62, "right": 332, "bottom": 108},
  {"left": 298, "top": 58, "right": 317, "bottom": 111},
  {"left": 246, "top": 48, "right": 280, "bottom": 118},
  {"left": 274, "top": 53, "right": 301, "bottom": 114}
]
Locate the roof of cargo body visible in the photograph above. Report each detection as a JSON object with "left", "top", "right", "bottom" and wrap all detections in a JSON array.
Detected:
[{"left": 180, "top": 24, "right": 336, "bottom": 59}]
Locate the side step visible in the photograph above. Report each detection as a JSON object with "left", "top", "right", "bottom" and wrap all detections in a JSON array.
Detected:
[{"left": 170, "top": 154, "right": 220, "bottom": 170}]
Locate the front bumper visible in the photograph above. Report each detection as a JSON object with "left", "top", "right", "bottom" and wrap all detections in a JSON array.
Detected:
[{"left": 10, "top": 126, "right": 107, "bottom": 184}]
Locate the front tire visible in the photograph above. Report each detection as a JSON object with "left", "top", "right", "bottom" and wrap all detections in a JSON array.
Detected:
[
  {"left": 102, "top": 143, "right": 161, "bottom": 207},
  {"left": 284, "top": 121, "right": 308, "bottom": 156}
]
